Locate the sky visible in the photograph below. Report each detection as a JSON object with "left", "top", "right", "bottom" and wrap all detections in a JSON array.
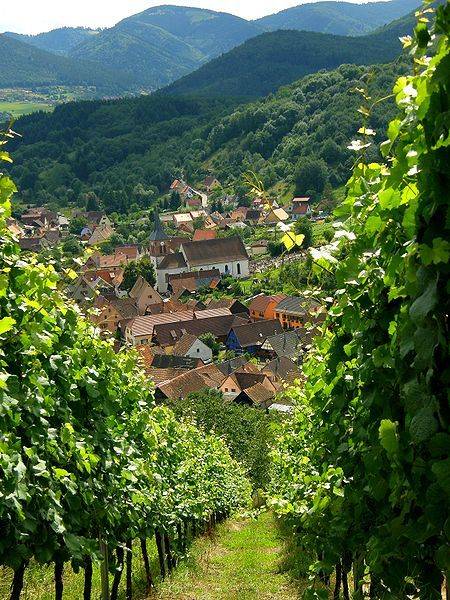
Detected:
[{"left": 2, "top": 0, "right": 377, "bottom": 34}]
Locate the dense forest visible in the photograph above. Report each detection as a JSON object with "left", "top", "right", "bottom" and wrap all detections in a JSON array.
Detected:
[
  {"left": 161, "top": 22, "right": 408, "bottom": 98},
  {"left": 8, "top": 60, "right": 404, "bottom": 213},
  {"left": 7, "top": 95, "right": 237, "bottom": 212},
  {"left": 4, "top": 27, "right": 97, "bottom": 55},
  {"left": 0, "top": 34, "right": 133, "bottom": 91},
  {"left": 256, "top": 0, "right": 419, "bottom": 34}
]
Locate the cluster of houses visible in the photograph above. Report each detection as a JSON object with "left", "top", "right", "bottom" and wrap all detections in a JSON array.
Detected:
[
  {"left": 63, "top": 213, "right": 324, "bottom": 409},
  {"left": 8, "top": 207, "right": 115, "bottom": 251},
  {"left": 9, "top": 184, "right": 326, "bottom": 410},
  {"left": 69, "top": 247, "right": 324, "bottom": 408},
  {"left": 126, "top": 293, "right": 322, "bottom": 409}
]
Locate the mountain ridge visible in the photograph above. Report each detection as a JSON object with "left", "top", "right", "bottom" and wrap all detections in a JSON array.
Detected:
[
  {"left": 2, "top": 1, "right": 420, "bottom": 93},
  {"left": 0, "top": 33, "right": 134, "bottom": 90},
  {"left": 159, "top": 17, "right": 411, "bottom": 99},
  {"left": 256, "top": 0, "right": 420, "bottom": 35}
]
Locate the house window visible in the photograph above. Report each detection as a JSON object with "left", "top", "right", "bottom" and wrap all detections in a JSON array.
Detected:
[
  {"left": 237, "top": 263, "right": 241, "bottom": 275},
  {"left": 197, "top": 348, "right": 200, "bottom": 353},
  {"left": 225, "top": 388, "right": 228, "bottom": 392}
]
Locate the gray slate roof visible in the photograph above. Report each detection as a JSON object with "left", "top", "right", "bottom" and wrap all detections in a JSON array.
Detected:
[
  {"left": 182, "top": 236, "right": 248, "bottom": 267},
  {"left": 231, "top": 319, "right": 283, "bottom": 348},
  {"left": 263, "top": 330, "right": 302, "bottom": 359}
]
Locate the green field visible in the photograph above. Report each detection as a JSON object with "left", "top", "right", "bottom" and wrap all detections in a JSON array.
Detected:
[{"left": 0, "top": 101, "right": 53, "bottom": 118}]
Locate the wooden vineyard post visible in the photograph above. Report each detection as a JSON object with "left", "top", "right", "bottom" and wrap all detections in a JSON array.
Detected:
[{"left": 100, "top": 538, "right": 109, "bottom": 600}]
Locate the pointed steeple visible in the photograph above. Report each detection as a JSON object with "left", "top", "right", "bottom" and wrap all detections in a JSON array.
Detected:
[{"left": 149, "top": 209, "right": 168, "bottom": 241}]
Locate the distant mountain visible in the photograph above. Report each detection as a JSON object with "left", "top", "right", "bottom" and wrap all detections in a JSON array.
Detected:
[
  {"left": 0, "top": 34, "right": 133, "bottom": 91},
  {"left": 4, "top": 27, "right": 98, "bottom": 55},
  {"left": 256, "top": 0, "right": 420, "bottom": 35},
  {"left": 69, "top": 5, "right": 262, "bottom": 89},
  {"left": 161, "top": 19, "right": 410, "bottom": 99},
  {"left": 2, "top": 1, "right": 419, "bottom": 94}
]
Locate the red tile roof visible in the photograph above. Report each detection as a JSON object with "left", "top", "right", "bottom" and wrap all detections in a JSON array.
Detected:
[
  {"left": 158, "top": 364, "right": 226, "bottom": 399},
  {"left": 193, "top": 229, "right": 217, "bottom": 242},
  {"left": 249, "top": 294, "right": 286, "bottom": 314}
]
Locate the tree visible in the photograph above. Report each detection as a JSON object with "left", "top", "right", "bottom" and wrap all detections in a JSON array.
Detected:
[
  {"left": 192, "top": 216, "right": 206, "bottom": 230},
  {"left": 199, "top": 332, "right": 222, "bottom": 357},
  {"left": 169, "top": 191, "right": 181, "bottom": 211},
  {"left": 69, "top": 216, "right": 87, "bottom": 235},
  {"left": 84, "top": 191, "right": 100, "bottom": 212},
  {"left": 120, "top": 256, "right": 156, "bottom": 291},
  {"left": 166, "top": 388, "right": 282, "bottom": 490},
  {"left": 294, "top": 157, "right": 328, "bottom": 198},
  {"left": 62, "top": 237, "right": 83, "bottom": 256},
  {"left": 293, "top": 217, "right": 313, "bottom": 249}
]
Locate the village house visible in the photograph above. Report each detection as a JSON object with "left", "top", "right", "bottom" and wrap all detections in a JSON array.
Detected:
[
  {"left": 156, "top": 363, "right": 226, "bottom": 400},
  {"left": 20, "top": 207, "right": 57, "bottom": 228},
  {"left": 92, "top": 294, "right": 139, "bottom": 334},
  {"left": 275, "top": 296, "right": 325, "bottom": 329},
  {"left": 167, "top": 269, "right": 221, "bottom": 297},
  {"left": 262, "top": 356, "right": 301, "bottom": 385},
  {"left": 83, "top": 267, "right": 125, "bottom": 294},
  {"left": 192, "top": 229, "right": 217, "bottom": 242},
  {"left": 226, "top": 319, "right": 283, "bottom": 354},
  {"left": 264, "top": 207, "right": 289, "bottom": 224},
  {"left": 249, "top": 240, "right": 268, "bottom": 256},
  {"left": 152, "top": 312, "right": 245, "bottom": 349},
  {"left": 124, "top": 310, "right": 194, "bottom": 346},
  {"left": 203, "top": 175, "right": 221, "bottom": 192},
  {"left": 289, "top": 197, "right": 312, "bottom": 220},
  {"left": 220, "top": 370, "right": 278, "bottom": 407},
  {"left": 87, "top": 221, "right": 114, "bottom": 246},
  {"left": 129, "top": 276, "right": 163, "bottom": 315},
  {"left": 156, "top": 236, "right": 249, "bottom": 293},
  {"left": 205, "top": 298, "right": 249, "bottom": 316},
  {"left": 261, "top": 330, "right": 303, "bottom": 360},
  {"left": 67, "top": 275, "right": 110, "bottom": 304},
  {"left": 114, "top": 244, "right": 142, "bottom": 261},
  {"left": 172, "top": 333, "right": 213, "bottom": 364},
  {"left": 249, "top": 294, "right": 286, "bottom": 322},
  {"left": 7, "top": 218, "right": 24, "bottom": 237},
  {"left": 18, "top": 237, "right": 45, "bottom": 252}
]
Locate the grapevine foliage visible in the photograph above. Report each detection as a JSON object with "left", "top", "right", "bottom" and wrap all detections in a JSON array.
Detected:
[
  {"left": 0, "top": 132, "right": 251, "bottom": 578},
  {"left": 269, "top": 4, "right": 449, "bottom": 598}
]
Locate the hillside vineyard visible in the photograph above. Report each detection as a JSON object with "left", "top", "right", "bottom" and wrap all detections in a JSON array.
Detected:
[{"left": 0, "top": 1, "right": 449, "bottom": 599}]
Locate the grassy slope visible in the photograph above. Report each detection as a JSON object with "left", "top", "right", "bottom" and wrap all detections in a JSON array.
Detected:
[
  {"left": 155, "top": 512, "right": 306, "bottom": 600},
  {"left": 0, "top": 101, "right": 52, "bottom": 118},
  {"left": 0, "top": 513, "right": 304, "bottom": 599},
  {"left": 0, "top": 539, "right": 158, "bottom": 599}
]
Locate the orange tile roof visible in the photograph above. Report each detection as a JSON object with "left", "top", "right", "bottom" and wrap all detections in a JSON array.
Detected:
[{"left": 193, "top": 229, "right": 217, "bottom": 242}]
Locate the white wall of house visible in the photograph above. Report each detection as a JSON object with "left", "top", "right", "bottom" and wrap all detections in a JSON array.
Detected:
[
  {"left": 156, "top": 266, "right": 188, "bottom": 293},
  {"left": 185, "top": 339, "right": 213, "bottom": 364},
  {"left": 187, "top": 259, "right": 249, "bottom": 279}
]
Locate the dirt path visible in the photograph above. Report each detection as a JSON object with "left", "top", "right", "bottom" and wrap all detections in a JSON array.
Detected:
[{"left": 152, "top": 512, "right": 304, "bottom": 600}]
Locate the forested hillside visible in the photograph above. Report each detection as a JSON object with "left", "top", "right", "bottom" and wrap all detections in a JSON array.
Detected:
[
  {"left": 256, "top": 0, "right": 419, "bottom": 34},
  {"left": 161, "top": 24, "right": 406, "bottom": 98},
  {"left": 8, "top": 60, "right": 405, "bottom": 212},
  {"left": 8, "top": 96, "right": 237, "bottom": 212},
  {"left": 4, "top": 27, "right": 98, "bottom": 55},
  {"left": 0, "top": 34, "right": 133, "bottom": 91},
  {"left": 69, "top": 6, "right": 261, "bottom": 89}
]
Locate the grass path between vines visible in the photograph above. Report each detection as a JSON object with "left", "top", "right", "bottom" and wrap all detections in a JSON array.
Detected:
[{"left": 151, "top": 511, "right": 306, "bottom": 600}]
